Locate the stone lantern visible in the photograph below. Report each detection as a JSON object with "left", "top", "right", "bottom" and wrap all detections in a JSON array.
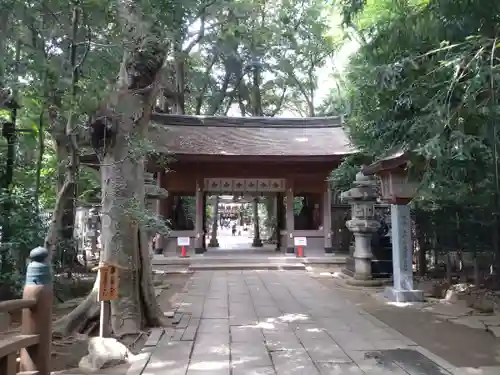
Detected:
[
  {"left": 340, "top": 171, "right": 380, "bottom": 282},
  {"left": 363, "top": 152, "right": 424, "bottom": 302}
]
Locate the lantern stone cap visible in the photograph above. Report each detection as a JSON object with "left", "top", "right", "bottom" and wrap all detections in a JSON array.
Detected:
[
  {"left": 362, "top": 151, "right": 410, "bottom": 176},
  {"left": 340, "top": 170, "right": 378, "bottom": 202},
  {"left": 354, "top": 170, "right": 377, "bottom": 186},
  {"left": 341, "top": 186, "right": 377, "bottom": 201},
  {"left": 146, "top": 185, "right": 168, "bottom": 199},
  {"left": 29, "top": 246, "right": 49, "bottom": 262}
]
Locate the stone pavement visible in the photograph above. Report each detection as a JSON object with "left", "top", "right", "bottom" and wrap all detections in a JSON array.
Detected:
[{"left": 139, "top": 271, "right": 499, "bottom": 375}]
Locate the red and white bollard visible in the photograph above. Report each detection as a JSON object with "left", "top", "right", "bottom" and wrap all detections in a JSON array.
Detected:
[
  {"left": 177, "top": 237, "right": 191, "bottom": 258},
  {"left": 294, "top": 237, "right": 307, "bottom": 258}
]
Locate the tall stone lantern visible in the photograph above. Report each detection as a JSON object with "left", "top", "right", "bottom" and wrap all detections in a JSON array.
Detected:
[
  {"left": 341, "top": 171, "right": 380, "bottom": 282},
  {"left": 363, "top": 152, "right": 424, "bottom": 302}
]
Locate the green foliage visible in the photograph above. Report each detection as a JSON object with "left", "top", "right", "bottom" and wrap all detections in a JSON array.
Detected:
[
  {"left": 0, "top": 188, "right": 46, "bottom": 295},
  {"left": 329, "top": 0, "right": 500, "bottom": 258},
  {"left": 0, "top": 0, "right": 348, "bottom": 285},
  {"left": 337, "top": 0, "right": 500, "bottom": 204},
  {"left": 328, "top": 154, "right": 367, "bottom": 193},
  {"left": 124, "top": 198, "right": 170, "bottom": 238}
]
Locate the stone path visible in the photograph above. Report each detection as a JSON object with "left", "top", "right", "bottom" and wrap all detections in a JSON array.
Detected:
[{"left": 139, "top": 271, "right": 498, "bottom": 375}]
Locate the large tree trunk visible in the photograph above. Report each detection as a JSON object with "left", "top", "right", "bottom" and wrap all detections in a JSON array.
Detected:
[
  {"left": 54, "top": 2, "right": 167, "bottom": 340},
  {"left": 99, "top": 89, "right": 164, "bottom": 337},
  {"left": 44, "top": 6, "right": 80, "bottom": 267}
]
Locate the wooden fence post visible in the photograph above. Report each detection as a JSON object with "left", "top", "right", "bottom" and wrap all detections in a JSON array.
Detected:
[{"left": 20, "top": 246, "right": 53, "bottom": 375}]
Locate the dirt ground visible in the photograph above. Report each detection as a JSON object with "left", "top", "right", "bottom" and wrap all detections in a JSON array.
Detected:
[
  {"left": 0, "top": 272, "right": 193, "bottom": 374},
  {"left": 315, "top": 275, "right": 500, "bottom": 368}
]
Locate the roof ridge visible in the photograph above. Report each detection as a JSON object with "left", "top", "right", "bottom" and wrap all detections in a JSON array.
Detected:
[{"left": 151, "top": 113, "right": 343, "bottom": 128}]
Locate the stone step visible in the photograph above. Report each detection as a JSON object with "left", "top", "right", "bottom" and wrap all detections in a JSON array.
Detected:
[
  {"left": 152, "top": 255, "right": 347, "bottom": 266},
  {"left": 188, "top": 262, "right": 307, "bottom": 271}
]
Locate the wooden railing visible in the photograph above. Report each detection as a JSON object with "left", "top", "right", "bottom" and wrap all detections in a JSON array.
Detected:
[{"left": 0, "top": 247, "right": 52, "bottom": 375}]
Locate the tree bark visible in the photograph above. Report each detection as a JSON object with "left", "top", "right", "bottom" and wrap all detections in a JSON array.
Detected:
[
  {"left": 98, "top": 49, "right": 166, "bottom": 338},
  {"left": 54, "top": 1, "right": 168, "bottom": 339},
  {"left": 45, "top": 7, "right": 82, "bottom": 269}
]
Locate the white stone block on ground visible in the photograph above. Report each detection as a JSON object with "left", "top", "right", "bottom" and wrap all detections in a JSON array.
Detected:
[{"left": 78, "top": 337, "right": 130, "bottom": 373}]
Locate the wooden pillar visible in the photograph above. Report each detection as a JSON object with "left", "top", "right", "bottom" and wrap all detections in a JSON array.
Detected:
[
  {"left": 276, "top": 192, "right": 283, "bottom": 252},
  {"left": 194, "top": 179, "right": 204, "bottom": 254},
  {"left": 285, "top": 186, "right": 295, "bottom": 254},
  {"left": 202, "top": 192, "right": 207, "bottom": 252},
  {"left": 252, "top": 197, "right": 263, "bottom": 247},
  {"left": 323, "top": 187, "right": 333, "bottom": 253},
  {"left": 272, "top": 194, "right": 279, "bottom": 251}
]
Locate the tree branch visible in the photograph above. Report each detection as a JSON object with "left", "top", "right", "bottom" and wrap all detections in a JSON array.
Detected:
[
  {"left": 270, "top": 86, "right": 287, "bottom": 117},
  {"left": 195, "top": 53, "right": 218, "bottom": 114},
  {"left": 183, "top": 13, "right": 206, "bottom": 54}
]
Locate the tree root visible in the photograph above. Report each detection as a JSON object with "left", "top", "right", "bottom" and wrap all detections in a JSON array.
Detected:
[
  {"left": 52, "top": 272, "right": 167, "bottom": 339},
  {"left": 53, "top": 288, "right": 100, "bottom": 338}
]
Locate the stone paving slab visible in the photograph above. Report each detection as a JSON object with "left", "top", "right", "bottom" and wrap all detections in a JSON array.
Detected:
[
  {"left": 140, "top": 270, "right": 498, "bottom": 375},
  {"left": 189, "top": 263, "right": 307, "bottom": 270}
]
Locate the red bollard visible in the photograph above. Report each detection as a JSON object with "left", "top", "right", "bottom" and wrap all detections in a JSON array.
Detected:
[
  {"left": 297, "top": 246, "right": 304, "bottom": 258},
  {"left": 178, "top": 237, "right": 190, "bottom": 258}
]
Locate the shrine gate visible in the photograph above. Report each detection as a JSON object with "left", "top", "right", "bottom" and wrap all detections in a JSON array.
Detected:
[{"left": 147, "top": 113, "right": 353, "bottom": 255}]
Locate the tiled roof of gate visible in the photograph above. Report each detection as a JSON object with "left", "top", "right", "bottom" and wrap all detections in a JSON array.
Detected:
[{"left": 149, "top": 113, "right": 354, "bottom": 156}]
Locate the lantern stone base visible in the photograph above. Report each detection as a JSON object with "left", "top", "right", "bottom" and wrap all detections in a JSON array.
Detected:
[
  {"left": 195, "top": 247, "right": 205, "bottom": 254},
  {"left": 384, "top": 286, "right": 424, "bottom": 303},
  {"left": 353, "top": 257, "right": 373, "bottom": 280},
  {"left": 208, "top": 238, "right": 219, "bottom": 247},
  {"left": 345, "top": 277, "right": 385, "bottom": 287},
  {"left": 286, "top": 247, "right": 295, "bottom": 254},
  {"left": 252, "top": 237, "right": 263, "bottom": 247},
  {"left": 324, "top": 246, "right": 333, "bottom": 254}
]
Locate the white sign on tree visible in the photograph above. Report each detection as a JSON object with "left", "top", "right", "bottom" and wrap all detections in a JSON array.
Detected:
[{"left": 177, "top": 237, "right": 191, "bottom": 247}]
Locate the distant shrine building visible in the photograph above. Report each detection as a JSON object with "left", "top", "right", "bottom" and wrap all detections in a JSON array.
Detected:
[{"left": 146, "top": 114, "right": 353, "bottom": 254}]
